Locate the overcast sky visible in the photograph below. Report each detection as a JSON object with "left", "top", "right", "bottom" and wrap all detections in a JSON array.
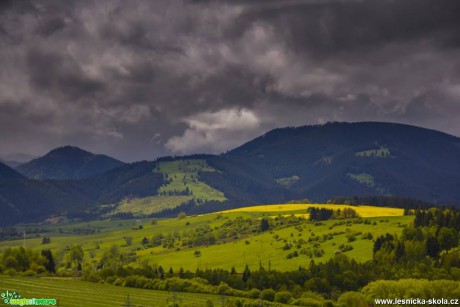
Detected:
[{"left": 1, "top": 0, "right": 460, "bottom": 162}]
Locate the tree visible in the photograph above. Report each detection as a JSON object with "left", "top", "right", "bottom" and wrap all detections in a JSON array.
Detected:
[
  {"left": 438, "top": 227, "right": 458, "bottom": 251},
  {"left": 260, "top": 218, "right": 270, "bottom": 232},
  {"left": 70, "top": 245, "right": 84, "bottom": 264},
  {"left": 124, "top": 236, "right": 133, "bottom": 246},
  {"left": 426, "top": 236, "right": 441, "bottom": 258},
  {"left": 158, "top": 265, "right": 165, "bottom": 279},
  {"left": 177, "top": 211, "right": 187, "bottom": 219},
  {"left": 41, "top": 250, "right": 55, "bottom": 273},
  {"left": 41, "top": 237, "right": 51, "bottom": 244},
  {"left": 152, "top": 233, "right": 164, "bottom": 247},
  {"left": 242, "top": 265, "right": 250, "bottom": 282}
]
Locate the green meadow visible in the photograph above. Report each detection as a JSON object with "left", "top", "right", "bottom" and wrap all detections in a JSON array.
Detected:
[
  {"left": 154, "top": 159, "right": 226, "bottom": 202},
  {"left": 0, "top": 204, "right": 409, "bottom": 274}
]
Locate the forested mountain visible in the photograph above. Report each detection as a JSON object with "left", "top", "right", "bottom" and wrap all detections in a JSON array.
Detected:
[
  {"left": 1, "top": 122, "right": 460, "bottom": 225},
  {"left": 225, "top": 122, "right": 460, "bottom": 204},
  {"left": 0, "top": 161, "right": 25, "bottom": 181},
  {"left": 16, "top": 146, "right": 124, "bottom": 180},
  {"left": 0, "top": 165, "right": 165, "bottom": 226}
]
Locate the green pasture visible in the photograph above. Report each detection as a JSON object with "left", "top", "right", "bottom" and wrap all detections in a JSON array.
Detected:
[
  {"left": 143, "top": 215, "right": 411, "bottom": 272},
  {"left": 0, "top": 276, "right": 263, "bottom": 307}
]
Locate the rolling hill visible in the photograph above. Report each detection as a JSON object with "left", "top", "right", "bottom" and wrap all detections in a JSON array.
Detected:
[{"left": 16, "top": 146, "right": 124, "bottom": 180}]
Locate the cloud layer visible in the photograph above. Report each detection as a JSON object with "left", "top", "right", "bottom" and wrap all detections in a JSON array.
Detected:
[{"left": 1, "top": 0, "right": 460, "bottom": 161}]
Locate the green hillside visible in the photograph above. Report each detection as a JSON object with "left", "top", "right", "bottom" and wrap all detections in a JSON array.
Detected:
[
  {"left": 111, "top": 159, "right": 226, "bottom": 216},
  {"left": 154, "top": 159, "right": 226, "bottom": 202},
  {"left": 0, "top": 204, "right": 408, "bottom": 273}
]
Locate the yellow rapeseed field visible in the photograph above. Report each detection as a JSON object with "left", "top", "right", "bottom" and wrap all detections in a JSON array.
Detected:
[{"left": 221, "top": 203, "right": 403, "bottom": 217}]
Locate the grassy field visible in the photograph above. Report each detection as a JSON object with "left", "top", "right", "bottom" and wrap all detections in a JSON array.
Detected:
[
  {"left": 154, "top": 160, "right": 226, "bottom": 202},
  {"left": 355, "top": 146, "right": 391, "bottom": 158},
  {"left": 114, "top": 195, "right": 194, "bottom": 216},
  {"left": 0, "top": 276, "right": 264, "bottom": 307},
  {"left": 347, "top": 173, "right": 376, "bottom": 188},
  {"left": 143, "top": 215, "right": 410, "bottom": 272}
]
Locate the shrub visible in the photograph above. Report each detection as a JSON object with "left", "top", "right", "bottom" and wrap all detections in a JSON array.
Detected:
[
  {"left": 246, "top": 288, "right": 260, "bottom": 299},
  {"left": 337, "top": 291, "right": 368, "bottom": 307},
  {"left": 260, "top": 289, "right": 276, "bottom": 302},
  {"left": 23, "top": 270, "right": 36, "bottom": 277},
  {"left": 274, "top": 291, "right": 292, "bottom": 304},
  {"left": 292, "top": 297, "right": 323, "bottom": 306},
  {"left": 347, "top": 235, "right": 356, "bottom": 242}
]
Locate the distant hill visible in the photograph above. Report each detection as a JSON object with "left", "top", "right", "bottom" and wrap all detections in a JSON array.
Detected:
[
  {"left": 0, "top": 161, "right": 164, "bottom": 226},
  {"left": 0, "top": 159, "right": 23, "bottom": 168},
  {"left": 0, "top": 160, "right": 90, "bottom": 225},
  {"left": 16, "top": 146, "right": 125, "bottom": 180},
  {"left": 0, "top": 161, "right": 25, "bottom": 181},
  {"left": 1, "top": 153, "right": 36, "bottom": 165},
  {"left": 225, "top": 122, "right": 460, "bottom": 204}
]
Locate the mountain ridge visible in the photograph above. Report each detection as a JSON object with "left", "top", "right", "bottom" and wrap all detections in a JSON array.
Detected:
[
  {"left": 16, "top": 145, "right": 125, "bottom": 180},
  {"left": 225, "top": 122, "right": 460, "bottom": 204}
]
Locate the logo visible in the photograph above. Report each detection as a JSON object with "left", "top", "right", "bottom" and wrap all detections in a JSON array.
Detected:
[{"left": 1, "top": 290, "right": 56, "bottom": 306}]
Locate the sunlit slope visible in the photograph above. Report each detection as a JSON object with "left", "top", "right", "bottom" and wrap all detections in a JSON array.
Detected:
[
  {"left": 112, "top": 159, "right": 226, "bottom": 215},
  {"left": 221, "top": 203, "right": 403, "bottom": 217},
  {"left": 154, "top": 159, "right": 226, "bottom": 202},
  {"left": 142, "top": 216, "right": 411, "bottom": 272}
]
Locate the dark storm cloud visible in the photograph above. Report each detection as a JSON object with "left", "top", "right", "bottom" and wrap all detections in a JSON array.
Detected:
[
  {"left": 243, "top": 0, "right": 460, "bottom": 55},
  {"left": 26, "top": 49, "right": 106, "bottom": 99},
  {"left": 1, "top": 0, "right": 460, "bottom": 161}
]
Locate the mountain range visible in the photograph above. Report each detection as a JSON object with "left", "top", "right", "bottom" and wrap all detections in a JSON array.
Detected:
[{"left": 1, "top": 122, "right": 459, "bottom": 226}]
